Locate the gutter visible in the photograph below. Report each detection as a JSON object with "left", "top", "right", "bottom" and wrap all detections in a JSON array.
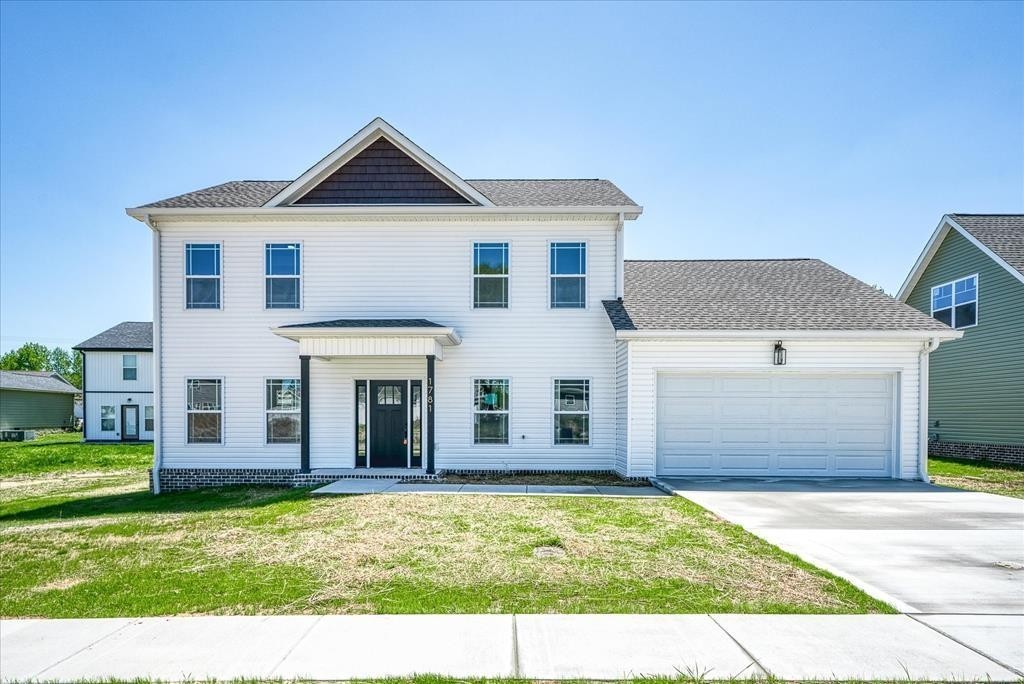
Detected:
[
  {"left": 126, "top": 205, "right": 644, "bottom": 220},
  {"left": 615, "top": 329, "right": 964, "bottom": 341},
  {"left": 143, "top": 213, "right": 163, "bottom": 494},
  {"left": 918, "top": 336, "right": 941, "bottom": 482}
]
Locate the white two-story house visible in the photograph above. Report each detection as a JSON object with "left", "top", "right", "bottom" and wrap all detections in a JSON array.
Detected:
[
  {"left": 74, "top": 321, "right": 154, "bottom": 442},
  {"left": 128, "top": 118, "right": 959, "bottom": 492}
]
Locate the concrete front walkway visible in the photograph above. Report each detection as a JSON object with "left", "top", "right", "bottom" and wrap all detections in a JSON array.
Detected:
[
  {"left": 654, "top": 477, "right": 1024, "bottom": 614},
  {"left": 311, "top": 478, "right": 667, "bottom": 497},
  {"left": 1, "top": 614, "right": 1020, "bottom": 681}
]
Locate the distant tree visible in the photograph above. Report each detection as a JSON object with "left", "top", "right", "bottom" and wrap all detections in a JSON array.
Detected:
[
  {"left": 48, "top": 347, "right": 82, "bottom": 389},
  {"left": 0, "top": 342, "right": 82, "bottom": 389},
  {"left": 0, "top": 342, "right": 50, "bottom": 372}
]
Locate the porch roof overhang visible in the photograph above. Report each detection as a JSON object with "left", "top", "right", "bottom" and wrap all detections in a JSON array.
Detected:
[{"left": 271, "top": 319, "right": 461, "bottom": 359}]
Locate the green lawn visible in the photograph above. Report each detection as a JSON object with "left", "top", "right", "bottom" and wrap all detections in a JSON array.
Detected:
[
  {"left": 0, "top": 432, "right": 152, "bottom": 476},
  {"left": 0, "top": 436, "right": 892, "bottom": 618},
  {"left": 929, "top": 456, "right": 1024, "bottom": 499}
]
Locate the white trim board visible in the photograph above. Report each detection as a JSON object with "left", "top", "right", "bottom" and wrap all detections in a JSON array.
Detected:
[{"left": 897, "top": 215, "right": 1024, "bottom": 301}]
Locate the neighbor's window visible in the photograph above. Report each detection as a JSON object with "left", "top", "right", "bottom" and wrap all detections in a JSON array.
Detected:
[
  {"left": 473, "top": 242, "right": 508, "bottom": 308},
  {"left": 185, "top": 243, "right": 221, "bottom": 309},
  {"left": 186, "top": 379, "right": 222, "bottom": 443},
  {"left": 473, "top": 379, "right": 509, "bottom": 444},
  {"left": 554, "top": 379, "right": 590, "bottom": 445},
  {"left": 144, "top": 406, "right": 154, "bottom": 432},
  {"left": 931, "top": 275, "right": 977, "bottom": 329},
  {"left": 550, "top": 242, "right": 586, "bottom": 308},
  {"left": 100, "top": 405, "right": 115, "bottom": 431},
  {"left": 266, "top": 243, "right": 301, "bottom": 309},
  {"left": 122, "top": 354, "right": 138, "bottom": 381},
  {"left": 266, "top": 379, "right": 301, "bottom": 443}
]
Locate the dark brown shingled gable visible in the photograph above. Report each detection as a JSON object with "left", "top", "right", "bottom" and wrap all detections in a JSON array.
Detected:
[{"left": 293, "top": 137, "right": 472, "bottom": 205}]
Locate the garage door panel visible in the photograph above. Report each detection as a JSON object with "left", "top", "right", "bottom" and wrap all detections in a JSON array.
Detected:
[{"left": 656, "top": 372, "right": 895, "bottom": 478}]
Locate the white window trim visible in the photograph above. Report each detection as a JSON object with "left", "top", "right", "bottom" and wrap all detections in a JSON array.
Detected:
[
  {"left": 263, "top": 241, "right": 304, "bottom": 311},
  {"left": 472, "top": 377, "right": 511, "bottom": 446},
  {"left": 547, "top": 240, "right": 589, "bottom": 311},
  {"left": 552, "top": 377, "right": 592, "bottom": 447},
  {"left": 183, "top": 241, "right": 224, "bottom": 311},
  {"left": 122, "top": 354, "right": 138, "bottom": 381},
  {"left": 930, "top": 273, "right": 979, "bottom": 330},
  {"left": 100, "top": 404, "right": 116, "bottom": 432},
  {"left": 264, "top": 377, "right": 302, "bottom": 445},
  {"left": 470, "top": 239, "right": 511, "bottom": 310},
  {"left": 185, "top": 377, "right": 224, "bottom": 446}
]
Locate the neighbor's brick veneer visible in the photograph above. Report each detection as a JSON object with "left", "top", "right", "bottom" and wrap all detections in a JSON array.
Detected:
[{"left": 929, "top": 440, "right": 1024, "bottom": 466}]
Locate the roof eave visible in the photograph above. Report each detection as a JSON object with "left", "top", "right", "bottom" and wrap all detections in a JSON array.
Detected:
[
  {"left": 127, "top": 205, "right": 642, "bottom": 220},
  {"left": 615, "top": 329, "right": 963, "bottom": 341},
  {"left": 271, "top": 326, "right": 462, "bottom": 346}
]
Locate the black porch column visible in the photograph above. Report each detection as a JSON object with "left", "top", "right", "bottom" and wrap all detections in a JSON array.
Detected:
[
  {"left": 426, "top": 354, "right": 435, "bottom": 474},
  {"left": 300, "top": 354, "right": 310, "bottom": 473}
]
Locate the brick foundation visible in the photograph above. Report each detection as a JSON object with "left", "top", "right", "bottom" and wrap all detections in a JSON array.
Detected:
[{"left": 929, "top": 440, "right": 1024, "bottom": 467}]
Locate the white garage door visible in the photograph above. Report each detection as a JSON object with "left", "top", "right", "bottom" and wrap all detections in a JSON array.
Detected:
[{"left": 656, "top": 373, "right": 895, "bottom": 477}]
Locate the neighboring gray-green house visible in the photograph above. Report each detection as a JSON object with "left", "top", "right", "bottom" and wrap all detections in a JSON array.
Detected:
[
  {"left": 899, "top": 214, "right": 1024, "bottom": 465},
  {"left": 0, "top": 370, "right": 80, "bottom": 431}
]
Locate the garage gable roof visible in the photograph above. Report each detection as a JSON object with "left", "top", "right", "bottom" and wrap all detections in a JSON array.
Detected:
[{"left": 604, "top": 259, "right": 956, "bottom": 335}]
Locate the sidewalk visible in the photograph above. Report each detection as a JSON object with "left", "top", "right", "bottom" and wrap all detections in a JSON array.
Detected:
[{"left": 2, "top": 613, "right": 1021, "bottom": 681}]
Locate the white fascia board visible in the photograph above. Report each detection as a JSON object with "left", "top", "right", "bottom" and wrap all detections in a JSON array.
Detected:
[
  {"left": 126, "top": 206, "right": 642, "bottom": 220},
  {"left": 271, "top": 326, "right": 462, "bottom": 346},
  {"left": 615, "top": 329, "right": 963, "bottom": 341},
  {"left": 262, "top": 117, "right": 494, "bottom": 208},
  {"left": 897, "top": 215, "right": 1024, "bottom": 301}
]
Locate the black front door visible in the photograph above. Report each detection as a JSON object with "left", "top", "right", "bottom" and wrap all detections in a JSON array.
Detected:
[{"left": 370, "top": 381, "right": 407, "bottom": 467}]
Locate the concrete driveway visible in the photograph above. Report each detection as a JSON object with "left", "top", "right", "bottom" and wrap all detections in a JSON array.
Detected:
[{"left": 655, "top": 478, "right": 1024, "bottom": 614}]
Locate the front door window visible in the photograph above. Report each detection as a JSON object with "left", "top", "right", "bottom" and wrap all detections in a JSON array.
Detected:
[{"left": 122, "top": 405, "right": 139, "bottom": 441}]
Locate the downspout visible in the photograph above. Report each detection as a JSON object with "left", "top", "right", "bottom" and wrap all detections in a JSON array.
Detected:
[
  {"left": 918, "top": 336, "right": 941, "bottom": 482},
  {"left": 614, "top": 212, "right": 625, "bottom": 298},
  {"left": 144, "top": 214, "right": 163, "bottom": 494}
]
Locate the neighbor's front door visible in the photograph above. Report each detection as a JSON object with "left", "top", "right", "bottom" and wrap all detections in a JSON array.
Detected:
[
  {"left": 121, "top": 405, "right": 139, "bottom": 442},
  {"left": 370, "top": 381, "right": 407, "bottom": 467}
]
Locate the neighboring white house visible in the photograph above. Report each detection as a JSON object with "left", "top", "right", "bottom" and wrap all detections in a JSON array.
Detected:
[
  {"left": 74, "top": 322, "right": 154, "bottom": 442},
  {"left": 127, "top": 118, "right": 960, "bottom": 492}
]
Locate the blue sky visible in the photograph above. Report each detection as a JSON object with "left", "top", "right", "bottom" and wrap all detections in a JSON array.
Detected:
[{"left": 1, "top": 1, "right": 1021, "bottom": 353}]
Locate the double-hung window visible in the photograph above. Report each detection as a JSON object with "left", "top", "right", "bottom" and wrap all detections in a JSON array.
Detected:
[
  {"left": 473, "top": 379, "right": 509, "bottom": 444},
  {"left": 473, "top": 242, "right": 508, "bottom": 308},
  {"left": 553, "top": 379, "right": 590, "bottom": 445},
  {"left": 144, "top": 406, "right": 154, "bottom": 432},
  {"left": 266, "top": 243, "right": 301, "bottom": 309},
  {"left": 122, "top": 354, "right": 138, "bottom": 381},
  {"left": 100, "top": 405, "right": 115, "bottom": 432},
  {"left": 186, "top": 379, "right": 222, "bottom": 444},
  {"left": 266, "top": 379, "right": 301, "bottom": 443},
  {"left": 931, "top": 275, "right": 977, "bottom": 329},
  {"left": 550, "top": 242, "right": 586, "bottom": 308},
  {"left": 185, "top": 243, "right": 221, "bottom": 309}
]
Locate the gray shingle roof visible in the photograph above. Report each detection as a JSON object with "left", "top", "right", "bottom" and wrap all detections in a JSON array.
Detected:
[
  {"left": 281, "top": 319, "right": 444, "bottom": 329},
  {"left": 140, "top": 179, "right": 636, "bottom": 209},
  {"left": 603, "top": 259, "right": 953, "bottom": 332},
  {"left": 949, "top": 214, "right": 1024, "bottom": 275},
  {"left": 0, "top": 370, "right": 79, "bottom": 394},
  {"left": 74, "top": 322, "right": 153, "bottom": 350}
]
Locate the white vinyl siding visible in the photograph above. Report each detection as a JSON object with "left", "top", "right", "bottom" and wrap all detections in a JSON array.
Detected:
[
  {"left": 82, "top": 351, "right": 154, "bottom": 441},
  {"left": 623, "top": 338, "right": 923, "bottom": 479},
  {"left": 84, "top": 394, "right": 154, "bottom": 441},
  {"left": 157, "top": 218, "right": 618, "bottom": 471},
  {"left": 614, "top": 340, "right": 629, "bottom": 476}
]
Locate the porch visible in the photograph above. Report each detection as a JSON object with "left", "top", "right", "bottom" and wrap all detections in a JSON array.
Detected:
[{"left": 272, "top": 318, "right": 462, "bottom": 475}]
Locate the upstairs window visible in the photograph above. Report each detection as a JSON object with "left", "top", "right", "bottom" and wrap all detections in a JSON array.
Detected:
[
  {"left": 266, "top": 379, "right": 301, "bottom": 443},
  {"left": 473, "top": 242, "right": 509, "bottom": 308},
  {"left": 186, "top": 378, "right": 222, "bottom": 444},
  {"left": 550, "top": 242, "right": 586, "bottom": 308},
  {"left": 122, "top": 354, "right": 137, "bottom": 381},
  {"left": 554, "top": 379, "right": 590, "bottom": 445},
  {"left": 474, "top": 379, "right": 509, "bottom": 444},
  {"left": 185, "top": 243, "right": 221, "bottom": 309},
  {"left": 266, "top": 243, "right": 301, "bottom": 309},
  {"left": 931, "top": 275, "right": 977, "bottom": 329}
]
